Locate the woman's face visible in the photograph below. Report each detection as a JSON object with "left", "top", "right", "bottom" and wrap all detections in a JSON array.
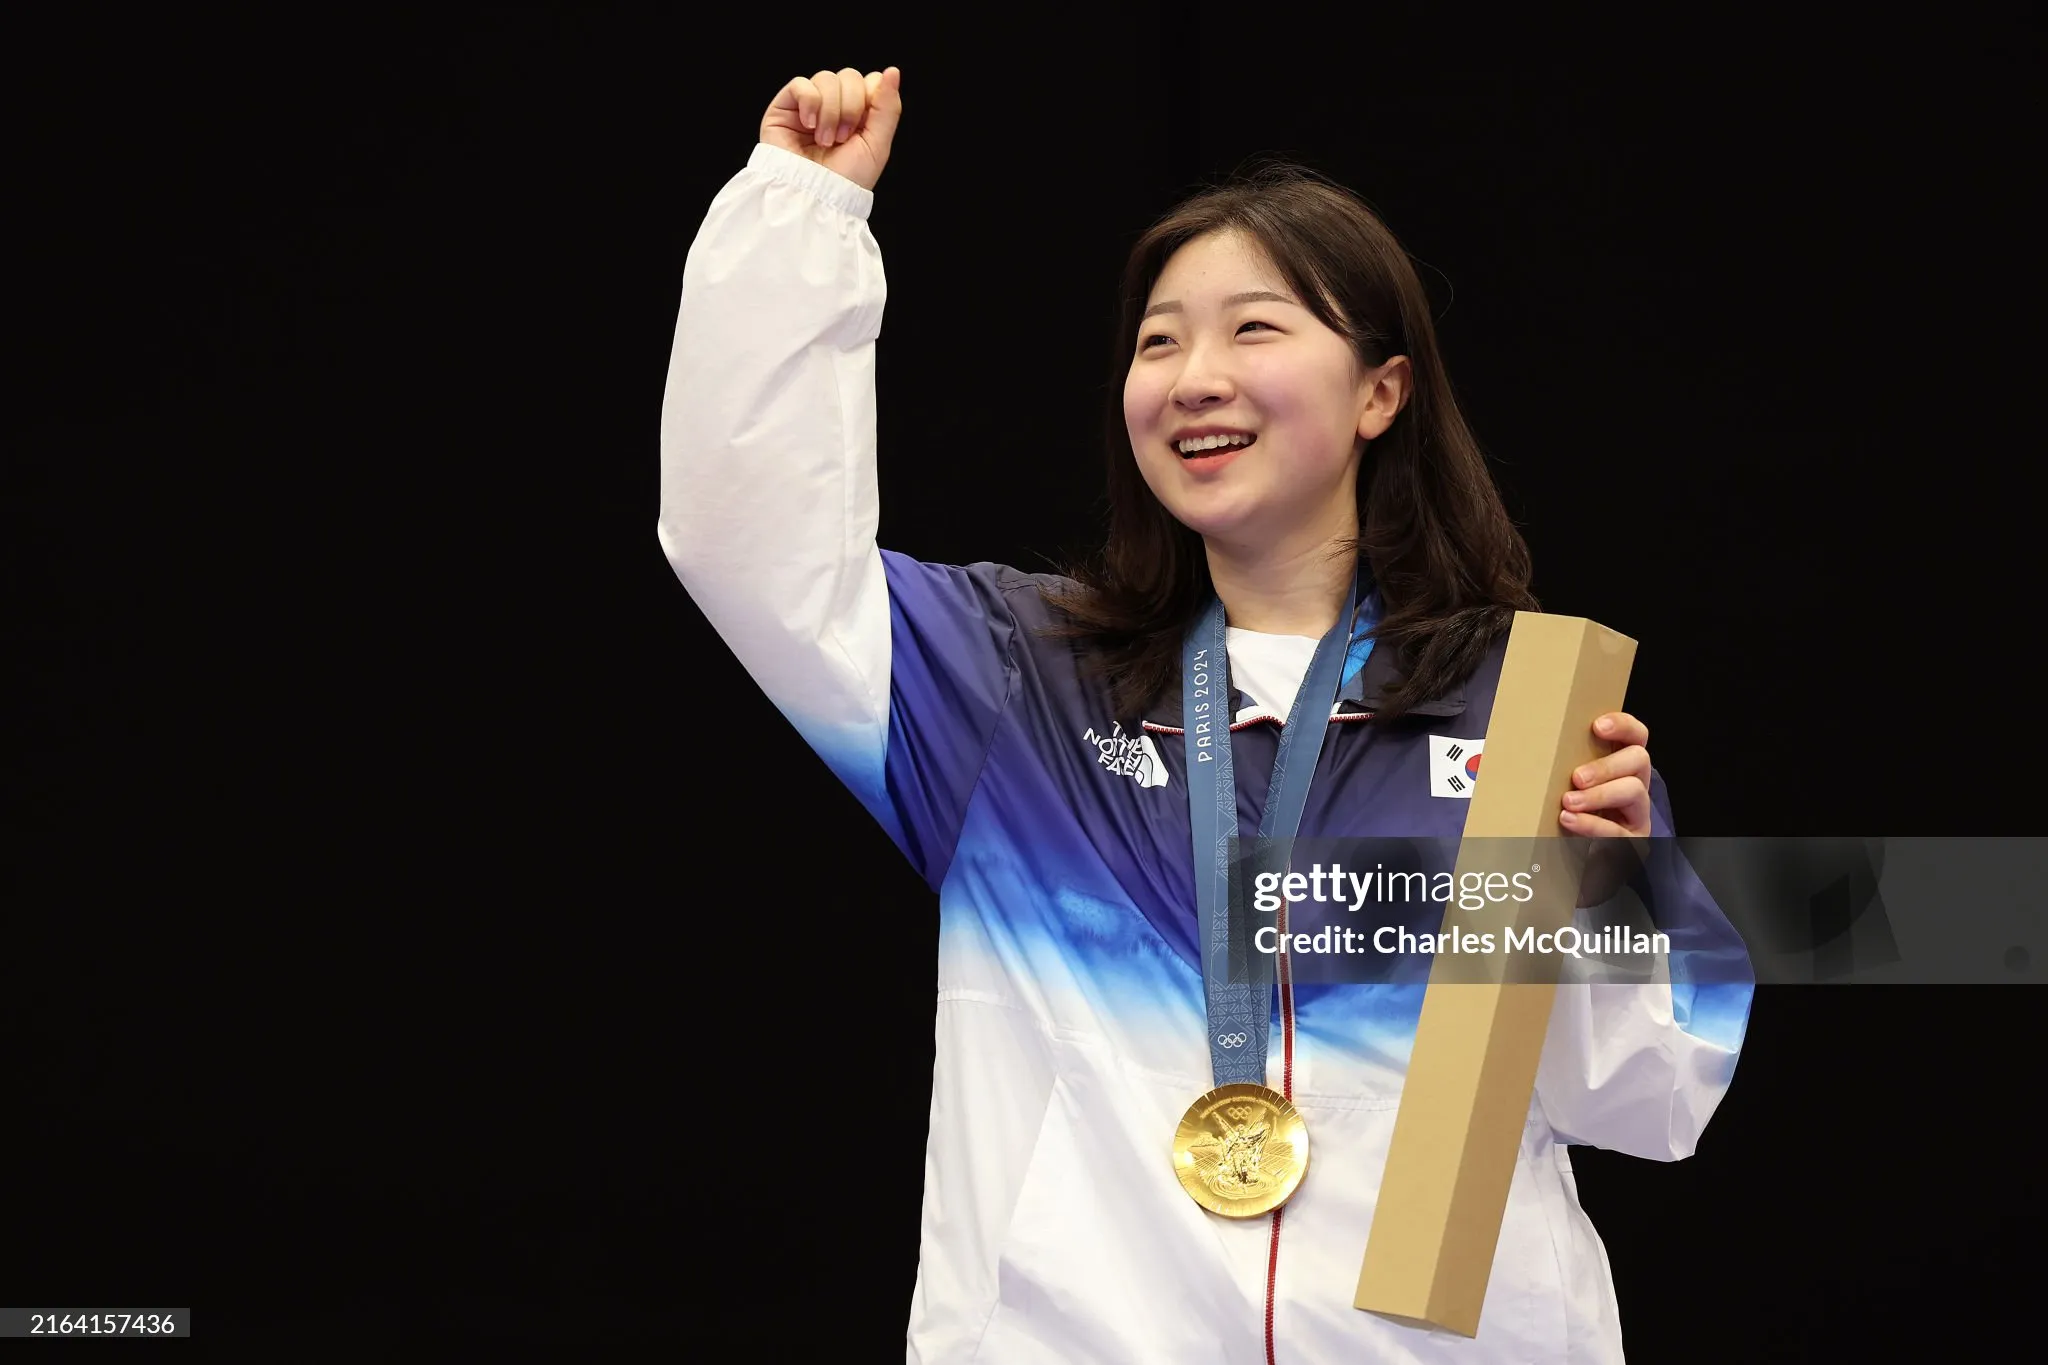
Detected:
[{"left": 1124, "top": 229, "right": 1397, "bottom": 552}]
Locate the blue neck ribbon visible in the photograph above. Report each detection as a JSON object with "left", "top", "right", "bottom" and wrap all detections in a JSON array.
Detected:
[{"left": 1180, "top": 566, "right": 1378, "bottom": 1087}]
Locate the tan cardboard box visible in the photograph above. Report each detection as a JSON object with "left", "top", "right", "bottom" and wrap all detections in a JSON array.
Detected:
[{"left": 1353, "top": 611, "right": 1637, "bottom": 1335}]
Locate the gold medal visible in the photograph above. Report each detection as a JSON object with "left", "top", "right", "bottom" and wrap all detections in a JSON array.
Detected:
[{"left": 1171, "top": 1083, "right": 1309, "bottom": 1218}]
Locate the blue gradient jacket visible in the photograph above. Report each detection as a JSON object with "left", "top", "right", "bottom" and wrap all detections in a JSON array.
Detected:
[{"left": 660, "top": 143, "right": 1753, "bottom": 1365}]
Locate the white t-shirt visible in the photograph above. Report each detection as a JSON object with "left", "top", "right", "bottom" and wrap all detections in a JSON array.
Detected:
[{"left": 1225, "top": 627, "right": 1323, "bottom": 718}]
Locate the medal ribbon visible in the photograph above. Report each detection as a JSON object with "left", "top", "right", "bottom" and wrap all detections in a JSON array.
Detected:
[{"left": 1182, "top": 566, "right": 1377, "bottom": 1088}]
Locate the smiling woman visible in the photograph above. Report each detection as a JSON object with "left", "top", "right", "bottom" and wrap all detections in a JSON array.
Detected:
[
  {"left": 1134, "top": 243, "right": 1388, "bottom": 558},
  {"left": 658, "top": 63, "right": 1752, "bottom": 1365},
  {"left": 1041, "top": 163, "right": 1540, "bottom": 725}
]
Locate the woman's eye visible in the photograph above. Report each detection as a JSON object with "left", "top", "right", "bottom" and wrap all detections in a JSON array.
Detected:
[{"left": 1139, "top": 322, "right": 1272, "bottom": 351}]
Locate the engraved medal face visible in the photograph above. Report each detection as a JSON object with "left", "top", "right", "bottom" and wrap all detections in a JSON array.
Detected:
[{"left": 1172, "top": 1083, "right": 1309, "bottom": 1218}]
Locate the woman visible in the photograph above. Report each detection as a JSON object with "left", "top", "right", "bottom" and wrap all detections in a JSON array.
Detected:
[{"left": 660, "top": 65, "right": 1753, "bottom": 1364}]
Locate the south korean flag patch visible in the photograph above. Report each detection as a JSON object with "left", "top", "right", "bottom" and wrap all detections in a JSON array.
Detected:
[{"left": 1429, "top": 736, "right": 1485, "bottom": 798}]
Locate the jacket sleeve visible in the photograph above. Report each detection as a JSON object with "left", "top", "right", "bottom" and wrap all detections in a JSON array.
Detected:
[
  {"left": 1533, "top": 771, "right": 1756, "bottom": 1159},
  {"left": 656, "top": 144, "right": 1016, "bottom": 888}
]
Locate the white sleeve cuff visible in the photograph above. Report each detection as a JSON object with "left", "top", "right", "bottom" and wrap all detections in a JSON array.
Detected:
[{"left": 746, "top": 142, "right": 875, "bottom": 221}]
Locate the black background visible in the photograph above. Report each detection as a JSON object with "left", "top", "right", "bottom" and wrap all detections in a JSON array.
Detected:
[{"left": 9, "top": 7, "right": 2039, "bottom": 1359}]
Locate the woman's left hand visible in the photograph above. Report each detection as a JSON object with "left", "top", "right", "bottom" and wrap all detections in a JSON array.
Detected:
[{"left": 1560, "top": 712, "right": 1653, "bottom": 838}]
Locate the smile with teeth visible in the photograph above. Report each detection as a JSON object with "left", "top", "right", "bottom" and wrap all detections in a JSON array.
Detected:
[{"left": 1176, "top": 433, "right": 1257, "bottom": 458}]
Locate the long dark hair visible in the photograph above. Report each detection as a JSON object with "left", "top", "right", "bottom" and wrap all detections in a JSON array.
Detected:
[{"left": 1038, "top": 159, "right": 1538, "bottom": 721}]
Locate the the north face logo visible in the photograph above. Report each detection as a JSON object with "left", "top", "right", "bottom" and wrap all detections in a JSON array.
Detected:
[{"left": 1085, "top": 723, "right": 1170, "bottom": 789}]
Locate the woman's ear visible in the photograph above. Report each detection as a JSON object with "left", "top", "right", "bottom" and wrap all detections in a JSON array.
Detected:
[{"left": 1357, "top": 356, "right": 1413, "bottom": 442}]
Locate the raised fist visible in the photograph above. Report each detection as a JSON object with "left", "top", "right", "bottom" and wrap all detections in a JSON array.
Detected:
[{"left": 759, "top": 66, "right": 903, "bottom": 193}]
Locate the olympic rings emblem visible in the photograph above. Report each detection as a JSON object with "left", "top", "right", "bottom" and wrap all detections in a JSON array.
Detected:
[{"left": 1215, "top": 1032, "right": 1249, "bottom": 1048}]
